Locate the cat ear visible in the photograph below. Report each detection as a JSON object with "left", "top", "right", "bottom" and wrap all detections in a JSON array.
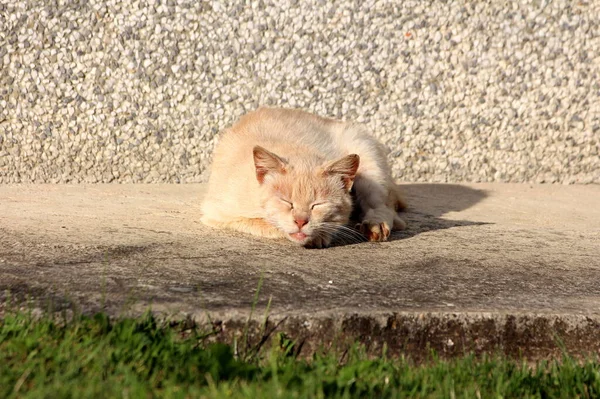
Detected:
[
  {"left": 253, "top": 146, "right": 287, "bottom": 184},
  {"left": 322, "top": 154, "right": 360, "bottom": 191}
]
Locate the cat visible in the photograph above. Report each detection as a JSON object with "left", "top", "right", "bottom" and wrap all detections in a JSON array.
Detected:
[{"left": 201, "top": 107, "right": 406, "bottom": 248}]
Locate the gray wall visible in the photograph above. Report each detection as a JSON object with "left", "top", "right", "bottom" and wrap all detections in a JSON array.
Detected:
[{"left": 1, "top": 0, "right": 598, "bottom": 184}]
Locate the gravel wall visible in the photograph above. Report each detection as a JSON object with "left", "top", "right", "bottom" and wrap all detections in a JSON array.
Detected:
[{"left": 1, "top": 0, "right": 599, "bottom": 184}]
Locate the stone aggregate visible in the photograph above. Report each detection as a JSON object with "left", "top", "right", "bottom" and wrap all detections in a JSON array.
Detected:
[{"left": 0, "top": 0, "right": 598, "bottom": 184}]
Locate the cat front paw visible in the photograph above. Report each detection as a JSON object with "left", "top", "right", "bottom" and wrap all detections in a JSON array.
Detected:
[
  {"left": 304, "top": 234, "right": 332, "bottom": 249},
  {"left": 358, "top": 220, "right": 391, "bottom": 242}
]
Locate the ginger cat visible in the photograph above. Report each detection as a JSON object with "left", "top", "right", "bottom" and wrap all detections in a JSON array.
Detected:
[{"left": 201, "top": 107, "right": 406, "bottom": 248}]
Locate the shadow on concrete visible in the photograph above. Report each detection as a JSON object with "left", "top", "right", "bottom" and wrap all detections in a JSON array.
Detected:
[
  {"left": 390, "top": 184, "right": 490, "bottom": 240},
  {"left": 400, "top": 184, "right": 488, "bottom": 217},
  {"left": 334, "top": 184, "right": 490, "bottom": 246}
]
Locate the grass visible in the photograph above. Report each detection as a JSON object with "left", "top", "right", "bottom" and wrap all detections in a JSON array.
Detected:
[{"left": 1, "top": 311, "right": 599, "bottom": 398}]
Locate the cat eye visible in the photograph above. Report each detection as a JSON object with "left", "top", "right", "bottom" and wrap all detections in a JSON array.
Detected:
[
  {"left": 311, "top": 202, "right": 327, "bottom": 209},
  {"left": 279, "top": 198, "right": 293, "bottom": 209}
]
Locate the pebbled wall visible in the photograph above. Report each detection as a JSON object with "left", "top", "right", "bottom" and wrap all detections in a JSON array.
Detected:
[{"left": 1, "top": 0, "right": 598, "bottom": 184}]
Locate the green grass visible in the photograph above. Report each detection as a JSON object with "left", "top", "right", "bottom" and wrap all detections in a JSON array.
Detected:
[{"left": 1, "top": 311, "right": 599, "bottom": 398}]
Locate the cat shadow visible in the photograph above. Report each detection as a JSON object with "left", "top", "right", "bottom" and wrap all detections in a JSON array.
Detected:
[{"left": 333, "top": 184, "right": 490, "bottom": 246}]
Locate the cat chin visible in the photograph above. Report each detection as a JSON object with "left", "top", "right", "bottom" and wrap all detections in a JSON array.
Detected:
[
  {"left": 289, "top": 232, "right": 308, "bottom": 242},
  {"left": 286, "top": 232, "right": 331, "bottom": 249},
  {"left": 286, "top": 232, "right": 313, "bottom": 246}
]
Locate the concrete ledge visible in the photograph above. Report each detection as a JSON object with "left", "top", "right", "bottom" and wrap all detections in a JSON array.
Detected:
[
  {"left": 215, "top": 312, "right": 600, "bottom": 361},
  {"left": 1, "top": 183, "right": 599, "bottom": 358}
]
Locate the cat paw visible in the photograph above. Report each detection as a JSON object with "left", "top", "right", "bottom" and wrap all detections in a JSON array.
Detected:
[
  {"left": 358, "top": 220, "right": 391, "bottom": 242},
  {"left": 304, "top": 235, "right": 332, "bottom": 249}
]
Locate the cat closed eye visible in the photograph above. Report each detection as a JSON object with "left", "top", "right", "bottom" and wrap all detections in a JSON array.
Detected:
[
  {"left": 311, "top": 202, "right": 327, "bottom": 209},
  {"left": 279, "top": 198, "right": 293, "bottom": 209}
]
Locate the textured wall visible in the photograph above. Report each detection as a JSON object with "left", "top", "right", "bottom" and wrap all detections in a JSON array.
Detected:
[{"left": 1, "top": 0, "right": 598, "bottom": 184}]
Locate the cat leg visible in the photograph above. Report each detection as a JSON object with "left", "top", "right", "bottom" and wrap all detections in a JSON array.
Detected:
[
  {"left": 334, "top": 123, "right": 406, "bottom": 241},
  {"left": 201, "top": 216, "right": 284, "bottom": 239},
  {"left": 389, "top": 182, "right": 407, "bottom": 231},
  {"left": 353, "top": 176, "right": 406, "bottom": 241}
]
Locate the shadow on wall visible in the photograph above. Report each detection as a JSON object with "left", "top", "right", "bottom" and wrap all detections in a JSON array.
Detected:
[{"left": 391, "top": 184, "right": 490, "bottom": 241}]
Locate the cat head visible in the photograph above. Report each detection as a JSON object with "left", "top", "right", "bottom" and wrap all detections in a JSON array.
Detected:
[{"left": 253, "top": 146, "right": 359, "bottom": 247}]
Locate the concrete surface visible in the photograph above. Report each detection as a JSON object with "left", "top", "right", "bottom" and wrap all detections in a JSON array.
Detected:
[{"left": 1, "top": 183, "right": 600, "bottom": 359}]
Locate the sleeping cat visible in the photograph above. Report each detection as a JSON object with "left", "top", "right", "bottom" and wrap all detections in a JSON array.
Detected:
[{"left": 201, "top": 107, "right": 406, "bottom": 248}]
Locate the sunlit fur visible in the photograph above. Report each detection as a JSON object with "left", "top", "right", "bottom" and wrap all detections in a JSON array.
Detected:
[{"left": 201, "top": 107, "right": 406, "bottom": 248}]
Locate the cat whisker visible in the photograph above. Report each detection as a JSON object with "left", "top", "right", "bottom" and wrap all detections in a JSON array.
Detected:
[
  {"left": 312, "top": 223, "right": 366, "bottom": 245},
  {"left": 333, "top": 233, "right": 364, "bottom": 245},
  {"left": 315, "top": 222, "right": 362, "bottom": 235}
]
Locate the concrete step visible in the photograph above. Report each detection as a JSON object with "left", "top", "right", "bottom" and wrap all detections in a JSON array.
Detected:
[{"left": 1, "top": 183, "right": 599, "bottom": 359}]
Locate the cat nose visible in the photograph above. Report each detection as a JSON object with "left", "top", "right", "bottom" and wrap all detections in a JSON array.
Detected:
[{"left": 294, "top": 217, "right": 308, "bottom": 229}]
